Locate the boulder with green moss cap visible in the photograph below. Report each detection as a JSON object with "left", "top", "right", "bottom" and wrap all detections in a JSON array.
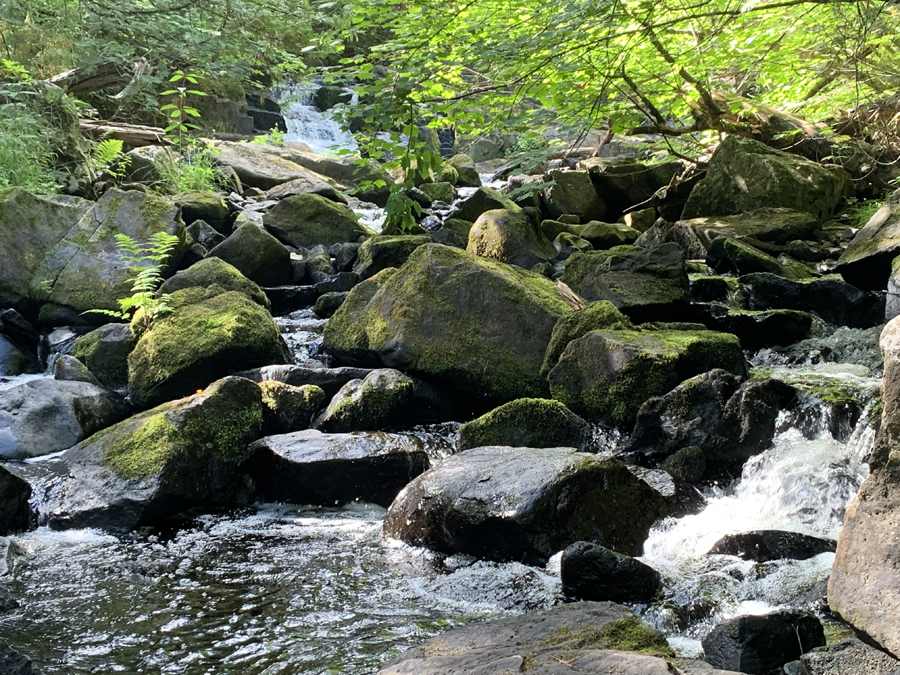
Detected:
[
  {"left": 206, "top": 223, "right": 292, "bottom": 287},
  {"left": 561, "top": 243, "right": 690, "bottom": 322},
  {"left": 466, "top": 208, "right": 557, "bottom": 269},
  {"left": 26, "top": 376, "right": 264, "bottom": 532},
  {"left": 458, "top": 398, "right": 591, "bottom": 450},
  {"left": 448, "top": 186, "right": 517, "bottom": 223},
  {"left": 383, "top": 446, "right": 671, "bottom": 563},
  {"left": 323, "top": 244, "right": 572, "bottom": 410},
  {"left": 71, "top": 323, "right": 137, "bottom": 391},
  {"left": 706, "top": 236, "right": 801, "bottom": 279},
  {"left": 354, "top": 234, "right": 432, "bottom": 280},
  {"left": 263, "top": 193, "right": 371, "bottom": 248},
  {"left": 541, "top": 301, "right": 634, "bottom": 376},
  {"left": 159, "top": 257, "right": 269, "bottom": 308},
  {"left": 548, "top": 329, "right": 747, "bottom": 426},
  {"left": 244, "top": 429, "right": 430, "bottom": 507},
  {"left": 175, "top": 191, "right": 230, "bottom": 233},
  {"left": 46, "top": 189, "right": 188, "bottom": 317},
  {"left": 579, "top": 221, "right": 640, "bottom": 250},
  {"left": 259, "top": 380, "right": 325, "bottom": 434},
  {"left": 127, "top": 289, "right": 291, "bottom": 408},
  {"left": 417, "top": 181, "right": 454, "bottom": 203}
]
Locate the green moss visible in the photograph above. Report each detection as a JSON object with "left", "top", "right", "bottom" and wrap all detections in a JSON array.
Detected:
[
  {"left": 354, "top": 234, "right": 431, "bottom": 280},
  {"left": 101, "top": 415, "right": 180, "bottom": 480},
  {"left": 260, "top": 381, "right": 325, "bottom": 431},
  {"left": 459, "top": 398, "right": 588, "bottom": 448},
  {"left": 749, "top": 366, "right": 880, "bottom": 406},
  {"left": 598, "top": 616, "right": 675, "bottom": 658},
  {"left": 159, "top": 257, "right": 270, "bottom": 308}
]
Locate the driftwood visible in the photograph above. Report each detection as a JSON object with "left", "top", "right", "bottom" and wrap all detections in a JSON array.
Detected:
[{"left": 79, "top": 119, "right": 172, "bottom": 146}]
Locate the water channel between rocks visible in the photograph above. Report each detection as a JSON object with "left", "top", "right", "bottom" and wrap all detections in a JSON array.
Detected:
[{"left": 0, "top": 310, "right": 880, "bottom": 674}]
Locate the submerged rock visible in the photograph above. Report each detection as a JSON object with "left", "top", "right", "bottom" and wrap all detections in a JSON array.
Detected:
[
  {"left": 244, "top": 429, "right": 429, "bottom": 507},
  {"left": 548, "top": 329, "right": 746, "bottom": 426},
  {"left": 707, "top": 530, "right": 836, "bottom": 562},
  {"left": 383, "top": 446, "right": 671, "bottom": 563},
  {"left": 561, "top": 541, "right": 662, "bottom": 602},
  {"left": 0, "top": 379, "right": 129, "bottom": 459},
  {"left": 323, "top": 244, "right": 571, "bottom": 409},
  {"left": 561, "top": 243, "right": 690, "bottom": 322},
  {"left": 127, "top": 290, "right": 291, "bottom": 408},
  {"left": 701, "top": 611, "right": 825, "bottom": 674},
  {"left": 0, "top": 640, "right": 45, "bottom": 675},
  {"left": 33, "top": 376, "right": 264, "bottom": 531},
  {"left": 457, "top": 398, "right": 591, "bottom": 450}
]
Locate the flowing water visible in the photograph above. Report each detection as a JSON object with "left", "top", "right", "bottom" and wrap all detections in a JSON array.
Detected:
[{"left": 273, "top": 82, "right": 358, "bottom": 156}]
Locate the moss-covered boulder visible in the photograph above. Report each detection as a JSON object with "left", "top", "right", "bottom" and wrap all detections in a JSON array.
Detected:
[
  {"left": 682, "top": 136, "right": 850, "bottom": 220},
  {"left": 383, "top": 446, "right": 671, "bottom": 562},
  {"left": 44, "top": 189, "right": 188, "bottom": 317},
  {"left": 323, "top": 244, "right": 572, "bottom": 408},
  {"left": 128, "top": 290, "right": 291, "bottom": 408},
  {"left": 457, "top": 398, "right": 591, "bottom": 450},
  {"left": 541, "top": 301, "right": 634, "bottom": 376},
  {"left": 444, "top": 154, "right": 481, "bottom": 188},
  {"left": 175, "top": 191, "right": 230, "bottom": 233},
  {"left": 0, "top": 188, "right": 93, "bottom": 314},
  {"left": 354, "top": 234, "right": 431, "bottom": 280},
  {"left": 206, "top": 223, "right": 292, "bottom": 287},
  {"left": 259, "top": 380, "right": 325, "bottom": 434},
  {"left": 548, "top": 329, "right": 747, "bottom": 426},
  {"left": 449, "top": 186, "right": 517, "bottom": 223},
  {"left": 315, "top": 368, "right": 424, "bottom": 432},
  {"left": 466, "top": 208, "right": 557, "bottom": 269},
  {"left": 676, "top": 208, "right": 820, "bottom": 256},
  {"left": 543, "top": 169, "right": 607, "bottom": 222},
  {"left": 263, "top": 193, "right": 370, "bottom": 248},
  {"left": 561, "top": 243, "right": 690, "bottom": 322},
  {"left": 159, "top": 257, "right": 269, "bottom": 308},
  {"left": 33, "top": 376, "right": 264, "bottom": 531},
  {"left": 580, "top": 221, "right": 640, "bottom": 250},
  {"left": 71, "top": 323, "right": 137, "bottom": 391},
  {"left": 837, "top": 188, "right": 900, "bottom": 290},
  {"left": 418, "top": 181, "right": 454, "bottom": 203}
]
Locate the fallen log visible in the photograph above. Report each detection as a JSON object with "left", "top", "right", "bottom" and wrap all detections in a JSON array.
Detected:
[{"left": 78, "top": 120, "right": 172, "bottom": 147}]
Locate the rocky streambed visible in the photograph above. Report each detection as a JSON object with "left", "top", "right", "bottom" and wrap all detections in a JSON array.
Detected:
[{"left": 2, "top": 121, "right": 900, "bottom": 674}]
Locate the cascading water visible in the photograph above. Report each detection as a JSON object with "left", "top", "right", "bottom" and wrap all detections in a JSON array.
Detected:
[{"left": 272, "top": 81, "right": 358, "bottom": 156}]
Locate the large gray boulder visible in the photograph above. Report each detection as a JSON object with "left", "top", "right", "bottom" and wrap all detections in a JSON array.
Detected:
[
  {"left": 542, "top": 169, "right": 606, "bottom": 221},
  {"left": 213, "top": 141, "right": 337, "bottom": 190},
  {"left": 0, "top": 379, "right": 129, "bottom": 459},
  {"left": 323, "top": 244, "right": 572, "bottom": 409},
  {"left": 17, "top": 376, "right": 264, "bottom": 532},
  {"left": 244, "top": 429, "right": 429, "bottom": 507},
  {"left": 561, "top": 243, "right": 690, "bottom": 322},
  {"left": 548, "top": 329, "right": 746, "bottom": 426},
  {"left": 837, "top": 188, "right": 900, "bottom": 290},
  {"left": 829, "top": 315, "right": 900, "bottom": 654},
  {"left": 676, "top": 208, "right": 820, "bottom": 256},
  {"left": 682, "top": 136, "right": 849, "bottom": 220},
  {"left": 383, "top": 446, "right": 672, "bottom": 563},
  {"left": 46, "top": 189, "right": 188, "bottom": 316}
]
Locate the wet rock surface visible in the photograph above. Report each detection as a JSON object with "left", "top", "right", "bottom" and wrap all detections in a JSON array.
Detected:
[{"left": 707, "top": 530, "right": 836, "bottom": 562}]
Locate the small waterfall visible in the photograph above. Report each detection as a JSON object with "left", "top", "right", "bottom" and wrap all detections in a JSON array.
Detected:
[{"left": 272, "top": 81, "right": 358, "bottom": 155}]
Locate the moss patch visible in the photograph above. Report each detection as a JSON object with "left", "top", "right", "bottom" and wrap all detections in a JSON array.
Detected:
[
  {"left": 458, "top": 398, "right": 589, "bottom": 449},
  {"left": 541, "top": 301, "right": 633, "bottom": 376},
  {"left": 598, "top": 616, "right": 675, "bottom": 658}
]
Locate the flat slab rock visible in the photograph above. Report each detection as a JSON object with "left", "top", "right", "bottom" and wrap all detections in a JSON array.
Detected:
[
  {"left": 244, "top": 429, "right": 429, "bottom": 507},
  {"left": 377, "top": 601, "right": 740, "bottom": 675}
]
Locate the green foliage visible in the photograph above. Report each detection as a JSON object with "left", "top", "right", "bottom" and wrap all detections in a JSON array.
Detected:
[
  {"left": 252, "top": 128, "right": 286, "bottom": 146},
  {"left": 846, "top": 199, "right": 883, "bottom": 228},
  {"left": 0, "top": 86, "right": 58, "bottom": 192},
  {"left": 0, "top": 60, "right": 30, "bottom": 82},
  {"left": 92, "top": 138, "right": 131, "bottom": 179},
  {"left": 160, "top": 69, "right": 207, "bottom": 148},
  {"left": 156, "top": 147, "right": 223, "bottom": 194},
  {"left": 84, "top": 232, "right": 180, "bottom": 332}
]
